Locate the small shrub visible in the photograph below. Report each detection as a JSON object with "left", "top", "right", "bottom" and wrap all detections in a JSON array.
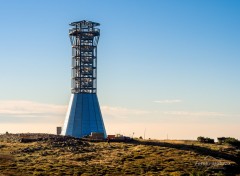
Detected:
[
  {"left": 217, "top": 137, "right": 226, "bottom": 144},
  {"left": 197, "top": 136, "right": 214, "bottom": 144},
  {"left": 197, "top": 136, "right": 205, "bottom": 143},
  {"left": 204, "top": 137, "right": 214, "bottom": 144},
  {"left": 218, "top": 137, "right": 240, "bottom": 147}
]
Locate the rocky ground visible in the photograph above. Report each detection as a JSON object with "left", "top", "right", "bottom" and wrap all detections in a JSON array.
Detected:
[{"left": 0, "top": 133, "right": 240, "bottom": 175}]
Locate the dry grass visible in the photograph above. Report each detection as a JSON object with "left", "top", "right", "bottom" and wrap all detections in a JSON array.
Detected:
[{"left": 0, "top": 134, "right": 239, "bottom": 175}]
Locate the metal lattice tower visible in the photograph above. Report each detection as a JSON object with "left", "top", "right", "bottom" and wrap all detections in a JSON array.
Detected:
[
  {"left": 61, "top": 20, "right": 106, "bottom": 138},
  {"left": 69, "top": 20, "right": 100, "bottom": 94}
]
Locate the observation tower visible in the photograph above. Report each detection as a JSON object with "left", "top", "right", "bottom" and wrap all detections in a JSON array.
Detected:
[{"left": 61, "top": 20, "right": 106, "bottom": 138}]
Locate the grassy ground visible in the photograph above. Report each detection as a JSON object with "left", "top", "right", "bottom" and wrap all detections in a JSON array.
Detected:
[{"left": 0, "top": 134, "right": 239, "bottom": 176}]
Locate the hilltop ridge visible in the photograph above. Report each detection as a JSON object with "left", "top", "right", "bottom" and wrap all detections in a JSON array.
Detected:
[{"left": 0, "top": 133, "right": 240, "bottom": 175}]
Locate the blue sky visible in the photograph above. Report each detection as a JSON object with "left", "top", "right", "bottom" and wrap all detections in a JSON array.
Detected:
[{"left": 0, "top": 0, "right": 239, "bottom": 139}]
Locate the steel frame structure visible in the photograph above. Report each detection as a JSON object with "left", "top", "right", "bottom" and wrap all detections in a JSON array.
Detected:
[{"left": 69, "top": 20, "right": 100, "bottom": 94}]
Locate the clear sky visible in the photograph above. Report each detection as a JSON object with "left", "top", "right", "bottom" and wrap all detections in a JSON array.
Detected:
[{"left": 0, "top": 0, "right": 239, "bottom": 140}]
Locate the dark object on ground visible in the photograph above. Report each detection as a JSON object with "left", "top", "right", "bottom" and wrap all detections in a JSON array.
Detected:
[
  {"left": 197, "top": 136, "right": 215, "bottom": 144},
  {"left": 218, "top": 137, "right": 240, "bottom": 147}
]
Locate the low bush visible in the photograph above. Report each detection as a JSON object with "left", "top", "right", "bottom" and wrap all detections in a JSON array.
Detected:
[
  {"left": 197, "top": 136, "right": 205, "bottom": 143},
  {"left": 217, "top": 137, "right": 240, "bottom": 147},
  {"left": 197, "top": 136, "right": 214, "bottom": 144}
]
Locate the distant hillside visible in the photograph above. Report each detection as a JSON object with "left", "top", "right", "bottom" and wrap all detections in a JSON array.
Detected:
[{"left": 0, "top": 133, "right": 239, "bottom": 175}]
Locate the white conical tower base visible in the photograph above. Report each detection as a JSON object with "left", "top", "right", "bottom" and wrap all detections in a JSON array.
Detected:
[{"left": 61, "top": 93, "right": 106, "bottom": 138}]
